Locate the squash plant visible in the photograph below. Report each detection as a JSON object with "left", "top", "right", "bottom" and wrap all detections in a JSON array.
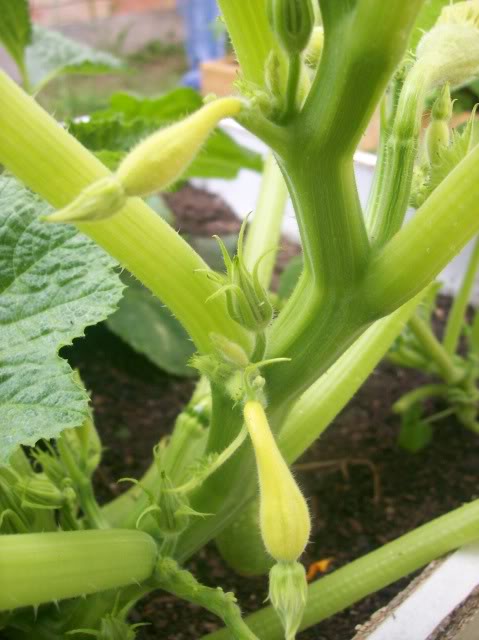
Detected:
[{"left": 2, "top": 1, "right": 479, "bottom": 639}]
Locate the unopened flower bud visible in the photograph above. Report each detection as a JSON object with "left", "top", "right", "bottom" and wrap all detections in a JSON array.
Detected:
[
  {"left": 210, "top": 333, "right": 250, "bottom": 369},
  {"left": 47, "top": 97, "right": 243, "bottom": 224},
  {"left": 244, "top": 401, "right": 310, "bottom": 563},
  {"left": 268, "top": 0, "right": 315, "bottom": 55},
  {"left": 426, "top": 84, "right": 452, "bottom": 164},
  {"left": 417, "top": 1, "right": 479, "bottom": 88},
  {"left": 269, "top": 561, "right": 308, "bottom": 640},
  {"left": 208, "top": 223, "right": 274, "bottom": 333},
  {"left": 18, "top": 476, "right": 74, "bottom": 511},
  {"left": 116, "top": 97, "right": 243, "bottom": 197},
  {"left": 153, "top": 472, "right": 190, "bottom": 538}
]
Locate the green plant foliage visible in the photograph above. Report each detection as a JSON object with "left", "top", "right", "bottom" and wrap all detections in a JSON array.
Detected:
[
  {"left": 0, "top": 0, "right": 31, "bottom": 70},
  {"left": 0, "top": 177, "right": 123, "bottom": 463},
  {"left": 25, "top": 26, "right": 124, "bottom": 92},
  {"left": 68, "top": 89, "right": 263, "bottom": 178}
]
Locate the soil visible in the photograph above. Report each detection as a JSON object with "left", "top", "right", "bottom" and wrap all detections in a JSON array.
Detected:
[{"left": 62, "top": 185, "right": 479, "bottom": 640}]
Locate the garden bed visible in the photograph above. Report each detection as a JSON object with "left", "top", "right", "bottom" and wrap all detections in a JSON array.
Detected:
[{"left": 63, "top": 185, "right": 479, "bottom": 640}]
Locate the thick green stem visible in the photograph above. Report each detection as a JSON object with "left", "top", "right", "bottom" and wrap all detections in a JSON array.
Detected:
[
  {"left": 0, "top": 530, "right": 157, "bottom": 611},
  {"left": 0, "top": 71, "right": 248, "bottom": 354},
  {"left": 408, "top": 314, "right": 462, "bottom": 384},
  {"left": 203, "top": 498, "right": 479, "bottom": 640},
  {"left": 175, "top": 387, "right": 253, "bottom": 561},
  {"left": 244, "top": 153, "right": 288, "bottom": 290},
  {"left": 267, "top": 290, "right": 366, "bottom": 410},
  {"left": 278, "top": 292, "right": 424, "bottom": 462},
  {"left": 302, "top": 0, "right": 424, "bottom": 155},
  {"left": 364, "top": 139, "right": 479, "bottom": 316},
  {"left": 277, "top": 148, "right": 370, "bottom": 292},
  {"left": 443, "top": 235, "right": 479, "bottom": 355},
  {"left": 264, "top": 150, "right": 371, "bottom": 405}
]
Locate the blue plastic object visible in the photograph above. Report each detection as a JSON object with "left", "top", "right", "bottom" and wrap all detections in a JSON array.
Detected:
[{"left": 177, "top": 0, "right": 226, "bottom": 90}]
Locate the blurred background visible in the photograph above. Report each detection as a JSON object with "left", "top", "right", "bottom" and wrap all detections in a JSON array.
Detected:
[{"left": 1, "top": 0, "right": 232, "bottom": 119}]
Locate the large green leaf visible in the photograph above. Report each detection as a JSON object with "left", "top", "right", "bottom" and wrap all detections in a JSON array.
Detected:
[
  {"left": 68, "top": 89, "right": 263, "bottom": 178},
  {"left": 0, "top": 0, "right": 32, "bottom": 71},
  {"left": 0, "top": 177, "right": 123, "bottom": 464},
  {"left": 25, "top": 25, "right": 123, "bottom": 92},
  {"left": 107, "top": 275, "right": 195, "bottom": 378}
]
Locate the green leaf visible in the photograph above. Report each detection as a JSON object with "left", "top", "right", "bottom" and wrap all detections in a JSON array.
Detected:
[
  {"left": 0, "top": 177, "right": 123, "bottom": 464},
  {"left": 398, "top": 404, "right": 433, "bottom": 453},
  {"left": 68, "top": 89, "right": 262, "bottom": 180},
  {"left": 25, "top": 25, "right": 123, "bottom": 92},
  {"left": 278, "top": 255, "right": 303, "bottom": 299},
  {"left": 0, "top": 0, "right": 32, "bottom": 72},
  {"left": 106, "top": 275, "right": 195, "bottom": 378}
]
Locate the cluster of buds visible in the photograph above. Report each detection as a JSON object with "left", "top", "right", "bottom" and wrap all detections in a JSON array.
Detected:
[
  {"left": 206, "top": 221, "right": 274, "bottom": 337},
  {"left": 46, "top": 97, "right": 244, "bottom": 224},
  {"left": 267, "top": 0, "right": 315, "bottom": 57},
  {"left": 411, "top": 84, "right": 477, "bottom": 208},
  {"left": 264, "top": 0, "right": 315, "bottom": 120},
  {"left": 126, "top": 447, "right": 203, "bottom": 555}
]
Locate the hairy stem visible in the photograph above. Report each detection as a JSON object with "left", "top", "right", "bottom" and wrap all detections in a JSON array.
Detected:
[
  {"left": 279, "top": 292, "right": 424, "bottom": 462},
  {"left": 0, "top": 71, "right": 248, "bottom": 354}
]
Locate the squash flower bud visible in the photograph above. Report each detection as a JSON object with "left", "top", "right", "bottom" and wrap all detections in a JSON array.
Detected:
[
  {"left": 208, "top": 222, "right": 274, "bottom": 333},
  {"left": 416, "top": 1, "right": 479, "bottom": 88},
  {"left": 244, "top": 401, "right": 310, "bottom": 563},
  {"left": 46, "top": 97, "right": 242, "bottom": 224},
  {"left": 267, "top": 0, "right": 315, "bottom": 55},
  {"left": 426, "top": 84, "right": 452, "bottom": 165},
  {"left": 116, "top": 96, "right": 243, "bottom": 197}
]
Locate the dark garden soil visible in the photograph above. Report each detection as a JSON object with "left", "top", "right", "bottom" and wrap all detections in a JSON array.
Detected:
[{"left": 63, "top": 186, "right": 478, "bottom": 640}]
